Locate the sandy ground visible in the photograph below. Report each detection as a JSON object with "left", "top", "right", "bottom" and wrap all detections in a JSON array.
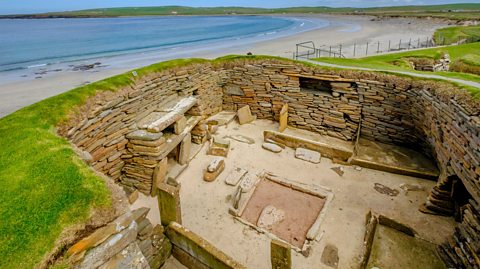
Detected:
[
  {"left": 134, "top": 119, "right": 455, "bottom": 268},
  {"left": 0, "top": 15, "right": 447, "bottom": 119}
]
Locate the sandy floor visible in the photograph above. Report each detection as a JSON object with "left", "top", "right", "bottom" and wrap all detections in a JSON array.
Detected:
[
  {"left": 0, "top": 15, "right": 447, "bottom": 119},
  {"left": 135, "top": 119, "right": 455, "bottom": 268}
]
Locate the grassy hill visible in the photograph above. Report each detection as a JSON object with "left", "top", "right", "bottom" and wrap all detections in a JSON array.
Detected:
[{"left": 2, "top": 4, "right": 480, "bottom": 20}]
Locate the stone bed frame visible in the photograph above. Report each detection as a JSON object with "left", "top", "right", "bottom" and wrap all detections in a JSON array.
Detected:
[
  {"left": 59, "top": 58, "right": 480, "bottom": 269},
  {"left": 229, "top": 171, "right": 334, "bottom": 256}
]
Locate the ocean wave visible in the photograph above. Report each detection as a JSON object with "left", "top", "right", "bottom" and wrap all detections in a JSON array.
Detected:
[{"left": 27, "top": 63, "right": 47, "bottom": 69}]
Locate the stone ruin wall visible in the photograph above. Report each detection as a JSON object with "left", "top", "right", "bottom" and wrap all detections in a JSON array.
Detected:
[
  {"left": 62, "top": 64, "right": 224, "bottom": 194},
  {"left": 221, "top": 61, "right": 479, "bottom": 202},
  {"left": 60, "top": 59, "right": 480, "bottom": 268}
]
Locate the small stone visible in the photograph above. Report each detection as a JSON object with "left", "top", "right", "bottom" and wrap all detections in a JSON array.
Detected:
[
  {"left": 354, "top": 165, "right": 362, "bottom": 171},
  {"left": 332, "top": 92, "right": 340, "bottom": 97},
  {"left": 240, "top": 174, "right": 257, "bottom": 193},
  {"left": 321, "top": 244, "right": 339, "bottom": 268},
  {"left": 331, "top": 167, "right": 344, "bottom": 177},
  {"left": 262, "top": 142, "right": 282, "bottom": 153},
  {"left": 257, "top": 205, "right": 285, "bottom": 230},
  {"left": 295, "top": 148, "right": 321, "bottom": 164},
  {"left": 208, "top": 157, "right": 224, "bottom": 172}
]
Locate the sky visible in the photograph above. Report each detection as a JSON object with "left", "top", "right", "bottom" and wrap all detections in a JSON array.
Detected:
[{"left": 0, "top": 0, "right": 477, "bottom": 15}]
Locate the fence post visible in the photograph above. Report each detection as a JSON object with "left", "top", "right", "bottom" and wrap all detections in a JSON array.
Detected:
[
  {"left": 339, "top": 45, "right": 342, "bottom": 57},
  {"left": 366, "top": 42, "right": 369, "bottom": 55},
  {"left": 329, "top": 46, "right": 332, "bottom": 57},
  {"left": 388, "top": 40, "right": 391, "bottom": 52},
  {"left": 353, "top": 43, "right": 356, "bottom": 57},
  {"left": 377, "top": 41, "right": 380, "bottom": 53},
  {"left": 399, "top": 39, "right": 402, "bottom": 50},
  {"left": 417, "top": 38, "right": 420, "bottom": 48},
  {"left": 408, "top": 38, "right": 411, "bottom": 50}
]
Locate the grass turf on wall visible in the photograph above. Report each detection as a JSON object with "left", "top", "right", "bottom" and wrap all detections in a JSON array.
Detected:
[
  {"left": 434, "top": 25, "right": 480, "bottom": 45},
  {"left": 0, "top": 58, "right": 207, "bottom": 269}
]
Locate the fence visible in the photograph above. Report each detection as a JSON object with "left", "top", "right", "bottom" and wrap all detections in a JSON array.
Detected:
[{"left": 294, "top": 37, "right": 439, "bottom": 60}]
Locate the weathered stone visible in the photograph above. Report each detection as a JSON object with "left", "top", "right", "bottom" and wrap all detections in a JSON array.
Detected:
[
  {"left": 237, "top": 105, "right": 256, "bottom": 125},
  {"left": 321, "top": 244, "right": 339, "bottom": 269},
  {"left": 207, "top": 137, "right": 230, "bottom": 157},
  {"left": 240, "top": 173, "right": 257, "bottom": 193},
  {"left": 204, "top": 158, "right": 225, "bottom": 182},
  {"left": 75, "top": 222, "right": 138, "bottom": 269},
  {"left": 178, "top": 133, "right": 191, "bottom": 165},
  {"left": 98, "top": 242, "right": 149, "bottom": 269},
  {"left": 279, "top": 103, "right": 288, "bottom": 132},
  {"left": 262, "top": 142, "right": 283, "bottom": 153},
  {"left": 225, "top": 167, "right": 248, "bottom": 186},
  {"left": 295, "top": 148, "right": 321, "bottom": 164},
  {"left": 127, "top": 130, "right": 164, "bottom": 141},
  {"left": 331, "top": 167, "right": 344, "bottom": 177},
  {"left": 174, "top": 116, "right": 187, "bottom": 135},
  {"left": 157, "top": 183, "right": 182, "bottom": 226},
  {"left": 271, "top": 239, "right": 291, "bottom": 269},
  {"left": 257, "top": 205, "right": 285, "bottom": 230}
]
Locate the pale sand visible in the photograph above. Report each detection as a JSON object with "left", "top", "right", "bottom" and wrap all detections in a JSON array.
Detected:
[{"left": 0, "top": 15, "right": 446, "bottom": 118}]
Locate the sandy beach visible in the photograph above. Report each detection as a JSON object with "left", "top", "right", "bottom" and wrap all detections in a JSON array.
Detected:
[{"left": 0, "top": 15, "right": 446, "bottom": 118}]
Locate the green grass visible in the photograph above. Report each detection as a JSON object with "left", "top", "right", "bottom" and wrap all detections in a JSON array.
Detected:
[
  {"left": 2, "top": 4, "right": 479, "bottom": 20},
  {"left": 0, "top": 54, "right": 477, "bottom": 268},
  {"left": 434, "top": 25, "right": 480, "bottom": 45},
  {"left": 313, "top": 42, "right": 480, "bottom": 97},
  {"left": 0, "top": 58, "right": 208, "bottom": 269}
]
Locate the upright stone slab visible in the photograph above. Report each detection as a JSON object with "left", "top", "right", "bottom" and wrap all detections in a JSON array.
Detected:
[
  {"left": 279, "top": 103, "right": 288, "bottom": 132},
  {"left": 151, "top": 158, "right": 168, "bottom": 196},
  {"left": 237, "top": 105, "right": 256, "bottom": 125},
  {"left": 178, "top": 133, "right": 192, "bottom": 165},
  {"left": 157, "top": 183, "right": 182, "bottom": 226},
  {"left": 271, "top": 239, "right": 291, "bottom": 269},
  {"left": 174, "top": 116, "right": 187, "bottom": 135}
]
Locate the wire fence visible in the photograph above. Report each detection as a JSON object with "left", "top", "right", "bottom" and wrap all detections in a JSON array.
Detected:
[{"left": 294, "top": 35, "right": 479, "bottom": 60}]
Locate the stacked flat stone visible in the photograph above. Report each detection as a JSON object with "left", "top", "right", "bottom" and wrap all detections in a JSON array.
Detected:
[
  {"left": 438, "top": 199, "right": 480, "bottom": 268},
  {"left": 123, "top": 130, "right": 166, "bottom": 194},
  {"left": 67, "top": 208, "right": 171, "bottom": 269}
]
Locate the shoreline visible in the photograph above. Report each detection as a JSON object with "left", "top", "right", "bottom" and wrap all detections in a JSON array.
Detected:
[{"left": 0, "top": 15, "right": 447, "bottom": 118}]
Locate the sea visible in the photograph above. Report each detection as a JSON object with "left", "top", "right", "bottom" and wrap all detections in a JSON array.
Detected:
[{"left": 0, "top": 16, "right": 328, "bottom": 76}]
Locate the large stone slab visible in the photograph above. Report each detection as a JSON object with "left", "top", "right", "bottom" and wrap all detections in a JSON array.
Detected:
[
  {"left": 237, "top": 105, "right": 256, "bottom": 125},
  {"left": 225, "top": 167, "right": 248, "bottom": 186},
  {"left": 138, "top": 97, "right": 197, "bottom": 133},
  {"left": 166, "top": 222, "right": 246, "bottom": 269},
  {"left": 295, "top": 148, "right": 321, "bottom": 164}
]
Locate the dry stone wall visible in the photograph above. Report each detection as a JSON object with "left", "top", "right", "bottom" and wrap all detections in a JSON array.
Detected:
[
  {"left": 61, "top": 59, "right": 479, "bottom": 268},
  {"left": 62, "top": 64, "right": 223, "bottom": 195}
]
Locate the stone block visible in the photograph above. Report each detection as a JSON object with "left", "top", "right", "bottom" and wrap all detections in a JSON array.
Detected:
[
  {"left": 157, "top": 183, "right": 182, "bottom": 226},
  {"left": 279, "top": 103, "right": 288, "bottom": 132},
  {"left": 166, "top": 222, "right": 246, "bottom": 269},
  {"left": 237, "top": 105, "right": 256, "bottom": 125},
  {"left": 207, "top": 136, "right": 231, "bottom": 157},
  {"left": 178, "top": 133, "right": 192, "bottom": 165},
  {"left": 75, "top": 222, "right": 138, "bottom": 269},
  {"left": 225, "top": 167, "right": 248, "bottom": 186},
  {"left": 295, "top": 148, "right": 321, "bottom": 164},
  {"left": 271, "top": 239, "right": 291, "bottom": 269},
  {"left": 174, "top": 116, "right": 187, "bottom": 135},
  {"left": 204, "top": 158, "right": 225, "bottom": 182}
]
